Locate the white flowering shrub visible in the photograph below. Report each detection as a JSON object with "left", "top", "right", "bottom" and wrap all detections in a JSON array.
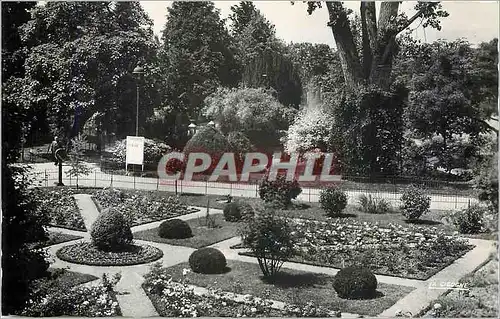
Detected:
[{"left": 284, "top": 105, "right": 334, "bottom": 153}]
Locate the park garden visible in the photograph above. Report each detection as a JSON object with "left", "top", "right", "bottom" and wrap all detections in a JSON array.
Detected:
[{"left": 2, "top": 1, "right": 498, "bottom": 318}]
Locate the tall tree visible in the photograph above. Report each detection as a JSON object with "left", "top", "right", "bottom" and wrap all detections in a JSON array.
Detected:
[
  {"left": 302, "top": 1, "right": 448, "bottom": 90},
  {"left": 5, "top": 1, "right": 158, "bottom": 143},
  {"left": 158, "top": 1, "right": 239, "bottom": 122},
  {"left": 230, "top": 1, "right": 302, "bottom": 107}
]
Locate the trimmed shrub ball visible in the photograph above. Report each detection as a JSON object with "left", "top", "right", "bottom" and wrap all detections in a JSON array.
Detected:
[
  {"left": 189, "top": 247, "right": 227, "bottom": 274},
  {"left": 158, "top": 219, "right": 193, "bottom": 239},
  {"left": 333, "top": 266, "right": 378, "bottom": 299},
  {"left": 90, "top": 208, "right": 133, "bottom": 251}
]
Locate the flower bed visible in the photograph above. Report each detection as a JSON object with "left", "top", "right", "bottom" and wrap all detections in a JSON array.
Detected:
[
  {"left": 143, "top": 263, "right": 339, "bottom": 317},
  {"left": 21, "top": 270, "right": 120, "bottom": 317},
  {"left": 29, "top": 188, "right": 86, "bottom": 231},
  {"left": 235, "top": 218, "right": 473, "bottom": 280},
  {"left": 38, "top": 231, "right": 84, "bottom": 248},
  {"left": 164, "top": 260, "right": 414, "bottom": 316},
  {"left": 92, "top": 188, "right": 197, "bottom": 226},
  {"left": 56, "top": 242, "right": 163, "bottom": 266}
]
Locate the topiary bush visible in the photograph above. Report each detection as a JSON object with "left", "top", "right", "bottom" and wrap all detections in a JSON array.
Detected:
[
  {"left": 90, "top": 208, "right": 133, "bottom": 251},
  {"left": 258, "top": 174, "right": 302, "bottom": 208},
  {"left": 319, "top": 186, "right": 348, "bottom": 217},
  {"left": 158, "top": 219, "right": 193, "bottom": 239},
  {"left": 400, "top": 185, "right": 430, "bottom": 221},
  {"left": 188, "top": 247, "right": 227, "bottom": 274},
  {"left": 333, "top": 266, "right": 378, "bottom": 299},
  {"left": 452, "top": 205, "right": 486, "bottom": 234}
]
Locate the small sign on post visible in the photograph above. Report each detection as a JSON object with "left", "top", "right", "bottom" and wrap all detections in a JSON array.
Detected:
[{"left": 126, "top": 136, "right": 145, "bottom": 171}]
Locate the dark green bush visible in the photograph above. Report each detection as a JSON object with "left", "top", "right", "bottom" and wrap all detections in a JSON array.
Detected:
[
  {"left": 223, "top": 202, "right": 254, "bottom": 222},
  {"left": 452, "top": 205, "right": 486, "bottom": 234},
  {"left": 400, "top": 185, "right": 430, "bottom": 221},
  {"left": 158, "top": 219, "right": 193, "bottom": 239},
  {"left": 358, "top": 194, "right": 392, "bottom": 214},
  {"left": 319, "top": 186, "right": 348, "bottom": 217},
  {"left": 223, "top": 202, "right": 241, "bottom": 222},
  {"left": 258, "top": 174, "right": 302, "bottom": 208},
  {"left": 90, "top": 208, "right": 133, "bottom": 251},
  {"left": 188, "top": 247, "right": 227, "bottom": 274},
  {"left": 333, "top": 266, "right": 378, "bottom": 299}
]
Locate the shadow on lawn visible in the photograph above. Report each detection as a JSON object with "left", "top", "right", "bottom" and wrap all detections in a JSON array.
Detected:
[
  {"left": 260, "top": 272, "right": 331, "bottom": 288},
  {"left": 405, "top": 219, "right": 442, "bottom": 226}
]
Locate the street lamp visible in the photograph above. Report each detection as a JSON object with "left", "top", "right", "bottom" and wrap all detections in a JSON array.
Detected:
[
  {"left": 187, "top": 122, "right": 197, "bottom": 137},
  {"left": 132, "top": 64, "right": 144, "bottom": 136}
]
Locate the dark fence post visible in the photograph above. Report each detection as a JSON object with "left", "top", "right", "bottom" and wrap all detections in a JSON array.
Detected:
[
  {"left": 94, "top": 171, "right": 97, "bottom": 187},
  {"left": 110, "top": 171, "right": 113, "bottom": 188},
  {"left": 45, "top": 169, "right": 48, "bottom": 187},
  {"left": 157, "top": 175, "right": 159, "bottom": 191}
]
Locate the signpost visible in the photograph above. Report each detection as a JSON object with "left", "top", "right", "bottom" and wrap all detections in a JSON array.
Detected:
[{"left": 126, "top": 136, "right": 145, "bottom": 171}]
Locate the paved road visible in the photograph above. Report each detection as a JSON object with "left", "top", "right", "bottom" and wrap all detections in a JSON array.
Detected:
[{"left": 25, "top": 163, "right": 477, "bottom": 211}]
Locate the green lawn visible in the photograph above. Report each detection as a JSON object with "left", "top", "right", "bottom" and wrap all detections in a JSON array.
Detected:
[
  {"left": 164, "top": 260, "right": 415, "bottom": 316},
  {"left": 133, "top": 214, "right": 240, "bottom": 248}
]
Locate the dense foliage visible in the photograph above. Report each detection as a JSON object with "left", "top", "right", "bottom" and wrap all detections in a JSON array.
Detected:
[
  {"left": 258, "top": 174, "right": 302, "bottom": 207},
  {"left": 203, "top": 87, "right": 296, "bottom": 150},
  {"left": 333, "top": 267, "right": 378, "bottom": 299},
  {"left": 188, "top": 248, "right": 227, "bottom": 274},
  {"left": 158, "top": 219, "right": 193, "bottom": 239},
  {"left": 400, "top": 185, "right": 431, "bottom": 221},
  {"left": 452, "top": 205, "right": 486, "bottom": 234},
  {"left": 319, "top": 186, "right": 348, "bottom": 217},
  {"left": 90, "top": 208, "right": 133, "bottom": 251},
  {"left": 239, "top": 211, "right": 296, "bottom": 277}
]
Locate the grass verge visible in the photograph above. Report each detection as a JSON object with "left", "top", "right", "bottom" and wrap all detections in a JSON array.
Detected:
[{"left": 164, "top": 260, "right": 414, "bottom": 316}]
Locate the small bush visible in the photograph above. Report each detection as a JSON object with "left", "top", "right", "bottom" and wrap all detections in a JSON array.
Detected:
[
  {"left": 223, "top": 202, "right": 242, "bottom": 222},
  {"left": 223, "top": 202, "right": 254, "bottom": 222},
  {"left": 90, "top": 208, "right": 133, "bottom": 251},
  {"left": 400, "top": 185, "right": 430, "bottom": 221},
  {"left": 319, "top": 186, "right": 348, "bottom": 217},
  {"left": 188, "top": 247, "right": 227, "bottom": 274},
  {"left": 333, "top": 266, "right": 378, "bottom": 299},
  {"left": 358, "top": 194, "right": 392, "bottom": 214},
  {"left": 239, "top": 210, "right": 296, "bottom": 277},
  {"left": 259, "top": 174, "right": 302, "bottom": 208},
  {"left": 158, "top": 219, "right": 193, "bottom": 239},
  {"left": 452, "top": 205, "right": 486, "bottom": 234}
]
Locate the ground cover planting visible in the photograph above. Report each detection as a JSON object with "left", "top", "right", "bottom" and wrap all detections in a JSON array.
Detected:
[
  {"left": 160, "top": 260, "right": 414, "bottom": 316},
  {"left": 28, "top": 188, "right": 86, "bottom": 231},
  {"left": 56, "top": 242, "right": 163, "bottom": 266},
  {"left": 133, "top": 214, "right": 240, "bottom": 248},
  {"left": 21, "top": 270, "right": 121, "bottom": 317},
  {"left": 235, "top": 217, "right": 473, "bottom": 280},
  {"left": 92, "top": 188, "right": 198, "bottom": 226},
  {"left": 143, "top": 262, "right": 339, "bottom": 317}
]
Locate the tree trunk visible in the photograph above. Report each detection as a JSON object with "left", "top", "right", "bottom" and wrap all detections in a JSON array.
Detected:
[{"left": 326, "top": 2, "right": 364, "bottom": 90}]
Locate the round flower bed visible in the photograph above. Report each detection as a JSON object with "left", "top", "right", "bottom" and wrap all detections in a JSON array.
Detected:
[{"left": 56, "top": 242, "right": 163, "bottom": 266}]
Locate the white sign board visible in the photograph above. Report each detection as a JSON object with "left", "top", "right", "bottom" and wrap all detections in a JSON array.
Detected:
[{"left": 126, "top": 136, "right": 144, "bottom": 169}]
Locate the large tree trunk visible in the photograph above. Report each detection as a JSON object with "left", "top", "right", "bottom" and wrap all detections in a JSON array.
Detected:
[{"left": 325, "top": 2, "right": 364, "bottom": 89}]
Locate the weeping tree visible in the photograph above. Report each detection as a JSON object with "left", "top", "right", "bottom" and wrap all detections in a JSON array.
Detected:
[{"left": 301, "top": 1, "right": 449, "bottom": 90}]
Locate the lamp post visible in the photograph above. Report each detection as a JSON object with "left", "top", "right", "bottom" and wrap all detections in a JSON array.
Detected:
[
  {"left": 188, "top": 122, "right": 197, "bottom": 137},
  {"left": 132, "top": 64, "right": 144, "bottom": 136}
]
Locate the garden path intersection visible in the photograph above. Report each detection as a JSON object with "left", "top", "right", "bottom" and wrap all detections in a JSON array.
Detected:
[{"left": 43, "top": 194, "right": 496, "bottom": 318}]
